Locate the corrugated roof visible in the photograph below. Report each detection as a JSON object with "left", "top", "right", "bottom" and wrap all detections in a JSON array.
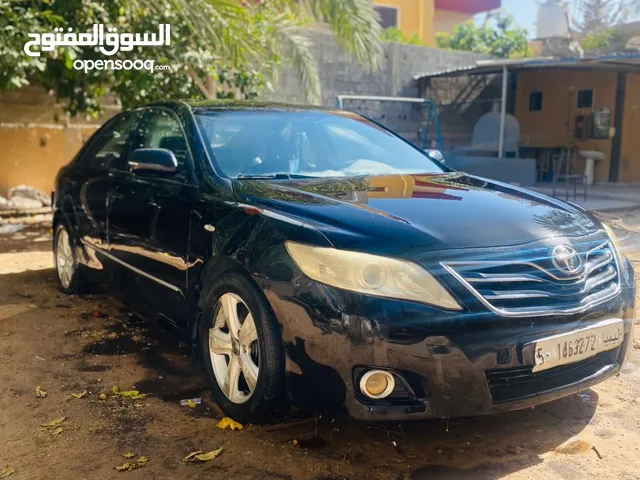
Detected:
[{"left": 413, "top": 53, "right": 640, "bottom": 80}]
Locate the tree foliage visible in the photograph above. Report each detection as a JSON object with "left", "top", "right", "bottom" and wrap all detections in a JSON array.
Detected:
[
  {"left": 380, "top": 27, "right": 424, "bottom": 46},
  {"left": 581, "top": 27, "right": 632, "bottom": 53},
  {"left": 0, "top": 0, "right": 383, "bottom": 117},
  {"left": 435, "top": 12, "right": 529, "bottom": 59}
]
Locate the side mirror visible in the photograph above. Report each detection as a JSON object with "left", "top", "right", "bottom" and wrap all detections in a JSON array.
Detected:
[
  {"left": 425, "top": 149, "right": 445, "bottom": 164},
  {"left": 128, "top": 148, "right": 178, "bottom": 175}
]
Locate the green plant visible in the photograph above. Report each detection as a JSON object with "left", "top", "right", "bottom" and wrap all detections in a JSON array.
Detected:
[
  {"left": 380, "top": 27, "right": 424, "bottom": 46},
  {"left": 435, "top": 11, "right": 529, "bottom": 59},
  {"left": 581, "top": 27, "right": 631, "bottom": 53},
  {"left": 0, "top": 0, "right": 384, "bottom": 116}
]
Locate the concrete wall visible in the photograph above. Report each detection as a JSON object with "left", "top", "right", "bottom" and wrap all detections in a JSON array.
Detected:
[
  {"left": 271, "top": 31, "right": 484, "bottom": 105},
  {"left": 0, "top": 87, "right": 117, "bottom": 196},
  {"left": 270, "top": 30, "right": 485, "bottom": 139}
]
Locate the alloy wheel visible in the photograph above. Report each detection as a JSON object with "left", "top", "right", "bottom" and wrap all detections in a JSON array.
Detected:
[
  {"left": 56, "top": 229, "right": 75, "bottom": 289},
  {"left": 209, "top": 293, "right": 260, "bottom": 404}
]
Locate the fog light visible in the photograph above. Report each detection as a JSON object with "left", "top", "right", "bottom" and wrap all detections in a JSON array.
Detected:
[{"left": 359, "top": 370, "right": 395, "bottom": 399}]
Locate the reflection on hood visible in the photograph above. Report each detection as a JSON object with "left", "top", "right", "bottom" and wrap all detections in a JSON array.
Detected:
[{"left": 232, "top": 173, "right": 599, "bottom": 255}]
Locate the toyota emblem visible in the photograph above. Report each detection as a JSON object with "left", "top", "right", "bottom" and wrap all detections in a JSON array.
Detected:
[{"left": 552, "top": 245, "right": 583, "bottom": 275}]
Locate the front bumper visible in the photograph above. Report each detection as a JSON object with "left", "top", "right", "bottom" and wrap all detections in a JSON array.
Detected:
[{"left": 260, "top": 257, "right": 636, "bottom": 421}]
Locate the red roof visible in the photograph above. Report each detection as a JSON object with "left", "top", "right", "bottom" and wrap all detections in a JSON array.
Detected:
[{"left": 434, "top": 0, "right": 500, "bottom": 14}]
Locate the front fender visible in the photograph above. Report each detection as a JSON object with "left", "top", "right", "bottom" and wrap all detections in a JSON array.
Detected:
[{"left": 188, "top": 204, "right": 331, "bottom": 352}]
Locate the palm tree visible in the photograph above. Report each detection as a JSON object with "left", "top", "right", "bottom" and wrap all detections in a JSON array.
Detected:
[{"left": 133, "top": 0, "right": 384, "bottom": 104}]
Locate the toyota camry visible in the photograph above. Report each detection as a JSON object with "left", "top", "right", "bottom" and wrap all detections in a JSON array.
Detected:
[{"left": 52, "top": 101, "right": 637, "bottom": 423}]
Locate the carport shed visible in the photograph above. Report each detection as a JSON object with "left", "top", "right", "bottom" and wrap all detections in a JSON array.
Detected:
[{"left": 414, "top": 54, "right": 640, "bottom": 184}]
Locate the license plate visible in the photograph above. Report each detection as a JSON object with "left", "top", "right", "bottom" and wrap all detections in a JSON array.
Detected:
[{"left": 531, "top": 319, "right": 624, "bottom": 373}]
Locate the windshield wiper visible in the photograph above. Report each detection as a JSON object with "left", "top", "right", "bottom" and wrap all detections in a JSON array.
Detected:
[{"left": 236, "top": 173, "right": 316, "bottom": 180}]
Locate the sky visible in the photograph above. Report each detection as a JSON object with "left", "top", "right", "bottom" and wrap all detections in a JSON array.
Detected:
[
  {"left": 501, "top": 0, "right": 538, "bottom": 38},
  {"left": 493, "top": 0, "right": 638, "bottom": 38}
]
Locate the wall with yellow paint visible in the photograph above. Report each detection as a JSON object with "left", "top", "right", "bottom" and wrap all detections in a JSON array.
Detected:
[
  {"left": 374, "top": 1, "right": 485, "bottom": 44},
  {"left": 0, "top": 87, "right": 114, "bottom": 196},
  {"left": 515, "top": 69, "right": 618, "bottom": 182},
  {"left": 0, "top": 126, "right": 98, "bottom": 196},
  {"left": 373, "top": 0, "right": 436, "bottom": 44}
]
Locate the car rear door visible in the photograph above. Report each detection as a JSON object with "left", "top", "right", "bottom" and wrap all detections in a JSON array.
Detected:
[{"left": 107, "top": 107, "right": 196, "bottom": 330}]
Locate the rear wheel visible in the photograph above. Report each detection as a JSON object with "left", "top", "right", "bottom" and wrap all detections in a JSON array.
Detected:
[
  {"left": 199, "top": 271, "right": 288, "bottom": 423},
  {"left": 53, "top": 225, "right": 84, "bottom": 294}
]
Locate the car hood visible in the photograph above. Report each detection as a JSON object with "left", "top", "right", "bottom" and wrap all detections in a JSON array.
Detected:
[{"left": 232, "top": 173, "right": 599, "bottom": 257}]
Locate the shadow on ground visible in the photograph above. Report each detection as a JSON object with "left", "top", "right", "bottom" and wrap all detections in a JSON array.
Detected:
[
  {"left": 68, "top": 268, "right": 599, "bottom": 478},
  {"left": 0, "top": 267, "right": 601, "bottom": 479}
]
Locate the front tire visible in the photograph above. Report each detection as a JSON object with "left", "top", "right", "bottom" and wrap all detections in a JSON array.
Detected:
[
  {"left": 199, "top": 271, "right": 288, "bottom": 423},
  {"left": 53, "top": 224, "right": 84, "bottom": 294}
]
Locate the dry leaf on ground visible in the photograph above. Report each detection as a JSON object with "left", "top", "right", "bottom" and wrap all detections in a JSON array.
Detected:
[
  {"left": 183, "top": 448, "right": 223, "bottom": 463},
  {"left": 115, "top": 456, "right": 148, "bottom": 472},
  {"left": 112, "top": 386, "right": 147, "bottom": 400},
  {"left": 0, "top": 466, "right": 15, "bottom": 478},
  {"left": 41, "top": 417, "right": 66, "bottom": 428},
  {"left": 217, "top": 417, "right": 243, "bottom": 431},
  {"left": 114, "top": 462, "right": 136, "bottom": 472}
]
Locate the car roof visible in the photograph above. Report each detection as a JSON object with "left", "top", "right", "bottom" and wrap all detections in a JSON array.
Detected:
[{"left": 186, "top": 99, "right": 343, "bottom": 114}]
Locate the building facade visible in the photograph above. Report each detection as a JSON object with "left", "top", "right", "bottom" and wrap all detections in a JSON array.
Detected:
[
  {"left": 373, "top": 0, "right": 501, "bottom": 44},
  {"left": 516, "top": 68, "right": 640, "bottom": 183}
]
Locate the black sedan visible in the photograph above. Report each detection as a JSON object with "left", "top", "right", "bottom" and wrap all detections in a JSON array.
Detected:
[{"left": 53, "top": 101, "right": 637, "bottom": 423}]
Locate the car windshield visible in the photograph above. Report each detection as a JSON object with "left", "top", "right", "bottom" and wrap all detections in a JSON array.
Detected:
[{"left": 195, "top": 109, "right": 446, "bottom": 178}]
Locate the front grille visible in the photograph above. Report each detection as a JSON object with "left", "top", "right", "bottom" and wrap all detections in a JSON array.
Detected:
[
  {"left": 442, "top": 241, "right": 620, "bottom": 316},
  {"left": 486, "top": 350, "right": 618, "bottom": 403}
]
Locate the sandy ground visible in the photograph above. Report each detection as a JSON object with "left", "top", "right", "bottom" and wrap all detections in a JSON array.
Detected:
[{"left": 0, "top": 211, "right": 639, "bottom": 480}]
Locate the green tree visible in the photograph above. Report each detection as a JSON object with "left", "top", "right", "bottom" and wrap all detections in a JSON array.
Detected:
[
  {"left": 0, "top": 0, "right": 383, "bottom": 116},
  {"left": 581, "top": 27, "right": 632, "bottom": 53},
  {"left": 380, "top": 27, "right": 424, "bottom": 46},
  {"left": 435, "top": 11, "right": 529, "bottom": 58}
]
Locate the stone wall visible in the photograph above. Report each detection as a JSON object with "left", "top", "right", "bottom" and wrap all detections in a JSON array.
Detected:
[
  {"left": 270, "top": 30, "right": 484, "bottom": 105},
  {"left": 269, "top": 31, "right": 486, "bottom": 140}
]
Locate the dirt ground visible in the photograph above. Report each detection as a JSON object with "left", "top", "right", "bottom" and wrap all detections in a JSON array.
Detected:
[{"left": 1, "top": 210, "right": 639, "bottom": 480}]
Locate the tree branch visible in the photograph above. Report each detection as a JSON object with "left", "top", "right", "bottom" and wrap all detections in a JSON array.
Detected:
[{"left": 187, "top": 67, "right": 215, "bottom": 99}]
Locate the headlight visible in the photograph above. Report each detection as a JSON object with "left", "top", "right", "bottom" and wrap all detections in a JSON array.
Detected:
[
  {"left": 285, "top": 242, "right": 462, "bottom": 310},
  {"left": 603, "top": 224, "right": 626, "bottom": 274}
]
